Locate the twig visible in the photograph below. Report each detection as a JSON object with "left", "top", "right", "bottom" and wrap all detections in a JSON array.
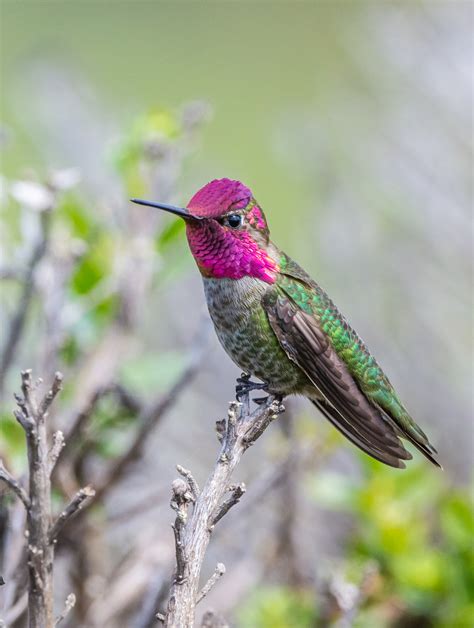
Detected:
[
  {"left": 49, "top": 486, "right": 95, "bottom": 543},
  {"left": 0, "top": 461, "right": 30, "bottom": 509},
  {"left": 177, "top": 465, "right": 200, "bottom": 500},
  {"left": 14, "top": 370, "right": 61, "bottom": 628},
  {"left": 210, "top": 484, "right": 246, "bottom": 528},
  {"left": 196, "top": 563, "right": 226, "bottom": 605},
  {"left": 170, "top": 479, "right": 194, "bottom": 584},
  {"left": 0, "top": 211, "right": 52, "bottom": 396},
  {"left": 54, "top": 593, "right": 76, "bottom": 626},
  {"left": 20, "top": 369, "right": 36, "bottom": 419},
  {"left": 9, "top": 369, "right": 87, "bottom": 628},
  {"left": 47, "top": 431, "right": 65, "bottom": 476},
  {"left": 38, "top": 372, "right": 63, "bottom": 418},
  {"left": 164, "top": 393, "right": 284, "bottom": 628}
]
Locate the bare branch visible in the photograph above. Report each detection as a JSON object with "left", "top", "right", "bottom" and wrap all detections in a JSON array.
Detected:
[
  {"left": 13, "top": 369, "right": 64, "bottom": 627},
  {"left": 9, "top": 369, "right": 67, "bottom": 628},
  {"left": 196, "top": 563, "right": 226, "bottom": 605},
  {"left": 14, "top": 408, "right": 35, "bottom": 433},
  {"left": 210, "top": 484, "right": 246, "bottom": 528},
  {"left": 170, "top": 479, "right": 194, "bottom": 585},
  {"left": 0, "top": 461, "right": 30, "bottom": 509},
  {"left": 164, "top": 393, "right": 285, "bottom": 628},
  {"left": 20, "top": 368, "right": 36, "bottom": 418},
  {"left": 54, "top": 593, "right": 76, "bottom": 626},
  {"left": 49, "top": 486, "right": 95, "bottom": 543},
  {"left": 38, "top": 371, "right": 63, "bottom": 418},
  {"left": 177, "top": 465, "right": 200, "bottom": 500}
]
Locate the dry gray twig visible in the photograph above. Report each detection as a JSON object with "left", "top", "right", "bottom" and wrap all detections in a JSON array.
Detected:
[
  {"left": 196, "top": 563, "right": 226, "bottom": 605},
  {"left": 170, "top": 479, "right": 194, "bottom": 585},
  {"left": 49, "top": 486, "right": 95, "bottom": 543},
  {"left": 0, "top": 461, "right": 30, "bottom": 509},
  {"left": 54, "top": 592, "right": 76, "bottom": 626},
  {"left": 210, "top": 483, "right": 246, "bottom": 528},
  {"left": 47, "top": 431, "right": 65, "bottom": 476},
  {"left": 164, "top": 393, "right": 284, "bottom": 628},
  {"left": 16, "top": 369, "right": 57, "bottom": 627},
  {"left": 7, "top": 369, "right": 93, "bottom": 628},
  {"left": 177, "top": 465, "right": 200, "bottom": 501}
]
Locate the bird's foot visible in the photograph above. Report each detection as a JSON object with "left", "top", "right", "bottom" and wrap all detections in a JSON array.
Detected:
[{"left": 235, "top": 375, "right": 268, "bottom": 400}]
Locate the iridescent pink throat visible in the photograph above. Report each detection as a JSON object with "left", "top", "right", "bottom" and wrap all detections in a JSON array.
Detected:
[{"left": 185, "top": 221, "right": 278, "bottom": 283}]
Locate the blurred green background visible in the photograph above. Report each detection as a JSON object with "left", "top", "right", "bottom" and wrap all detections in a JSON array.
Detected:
[{"left": 1, "top": 2, "right": 472, "bottom": 627}]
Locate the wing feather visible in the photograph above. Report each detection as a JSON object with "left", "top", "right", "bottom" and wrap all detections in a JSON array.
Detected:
[{"left": 264, "top": 291, "right": 418, "bottom": 468}]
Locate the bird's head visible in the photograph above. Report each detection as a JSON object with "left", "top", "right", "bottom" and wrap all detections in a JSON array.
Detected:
[{"left": 132, "top": 178, "right": 279, "bottom": 283}]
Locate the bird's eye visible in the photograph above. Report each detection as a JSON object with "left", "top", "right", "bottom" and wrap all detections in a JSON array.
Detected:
[{"left": 225, "top": 214, "right": 242, "bottom": 228}]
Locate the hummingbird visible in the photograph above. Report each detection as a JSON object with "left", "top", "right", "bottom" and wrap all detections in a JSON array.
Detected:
[{"left": 132, "top": 179, "right": 439, "bottom": 469}]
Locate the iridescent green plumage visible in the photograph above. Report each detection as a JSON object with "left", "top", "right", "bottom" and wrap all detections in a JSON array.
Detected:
[
  {"left": 203, "top": 249, "right": 439, "bottom": 469},
  {"left": 261, "top": 253, "right": 438, "bottom": 467}
]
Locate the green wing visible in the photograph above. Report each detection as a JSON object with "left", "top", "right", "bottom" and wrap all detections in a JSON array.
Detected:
[{"left": 263, "top": 253, "right": 440, "bottom": 468}]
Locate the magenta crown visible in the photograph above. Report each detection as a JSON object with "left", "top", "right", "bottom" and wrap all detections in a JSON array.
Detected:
[{"left": 186, "top": 178, "right": 252, "bottom": 218}]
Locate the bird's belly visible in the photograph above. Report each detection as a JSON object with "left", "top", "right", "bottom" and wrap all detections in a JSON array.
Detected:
[{"left": 203, "top": 277, "right": 307, "bottom": 393}]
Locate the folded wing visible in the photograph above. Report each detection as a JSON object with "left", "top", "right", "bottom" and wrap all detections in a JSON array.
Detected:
[{"left": 263, "top": 277, "right": 440, "bottom": 468}]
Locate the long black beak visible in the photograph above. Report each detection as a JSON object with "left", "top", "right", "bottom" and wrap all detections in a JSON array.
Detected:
[{"left": 130, "top": 198, "right": 202, "bottom": 221}]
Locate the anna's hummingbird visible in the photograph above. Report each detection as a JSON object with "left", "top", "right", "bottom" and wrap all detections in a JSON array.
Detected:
[{"left": 132, "top": 178, "right": 439, "bottom": 469}]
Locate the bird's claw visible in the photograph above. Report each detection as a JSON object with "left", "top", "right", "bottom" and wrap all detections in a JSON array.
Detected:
[
  {"left": 235, "top": 377, "right": 268, "bottom": 400},
  {"left": 236, "top": 373, "right": 251, "bottom": 386}
]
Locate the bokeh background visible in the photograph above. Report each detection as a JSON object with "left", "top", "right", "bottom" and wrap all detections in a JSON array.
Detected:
[{"left": 1, "top": 2, "right": 472, "bottom": 627}]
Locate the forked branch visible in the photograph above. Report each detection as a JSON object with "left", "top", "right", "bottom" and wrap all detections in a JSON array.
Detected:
[
  {"left": 0, "top": 370, "right": 94, "bottom": 628},
  {"left": 164, "top": 393, "right": 284, "bottom": 628}
]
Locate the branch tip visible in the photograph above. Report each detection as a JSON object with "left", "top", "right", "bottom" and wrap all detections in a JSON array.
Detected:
[
  {"left": 176, "top": 464, "right": 200, "bottom": 499},
  {"left": 49, "top": 485, "right": 95, "bottom": 543},
  {"left": 48, "top": 430, "right": 65, "bottom": 476},
  {"left": 0, "top": 461, "right": 30, "bottom": 509},
  {"left": 54, "top": 592, "right": 76, "bottom": 626},
  {"left": 196, "top": 563, "right": 226, "bottom": 605},
  {"left": 39, "top": 371, "right": 64, "bottom": 417}
]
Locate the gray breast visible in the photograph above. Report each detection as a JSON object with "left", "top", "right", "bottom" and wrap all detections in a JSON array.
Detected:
[
  {"left": 202, "top": 277, "right": 306, "bottom": 392},
  {"left": 203, "top": 276, "right": 268, "bottom": 332}
]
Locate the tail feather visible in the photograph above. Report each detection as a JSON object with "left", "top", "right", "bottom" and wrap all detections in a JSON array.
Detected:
[{"left": 311, "top": 398, "right": 441, "bottom": 469}]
